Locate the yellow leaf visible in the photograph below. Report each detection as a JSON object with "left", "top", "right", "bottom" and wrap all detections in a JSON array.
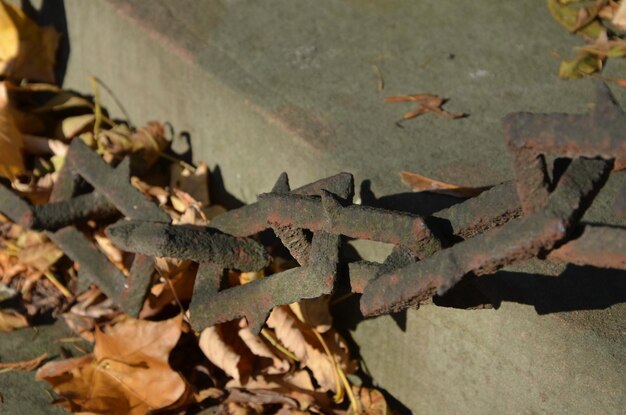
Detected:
[
  {"left": 558, "top": 52, "right": 603, "bottom": 79},
  {"left": 0, "top": 1, "right": 60, "bottom": 83},
  {"left": 400, "top": 171, "right": 491, "bottom": 198},
  {"left": 547, "top": 0, "right": 605, "bottom": 37},
  {"left": 0, "top": 81, "right": 24, "bottom": 180}
]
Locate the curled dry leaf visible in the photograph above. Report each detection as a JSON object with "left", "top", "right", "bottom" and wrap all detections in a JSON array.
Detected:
[
  {"left": 16, "top": 241, "right": 63, "bottom": 272},
  {"left": 171, "top": 162, "right": 211, "bottom": 207},
  {"left": 199, "top": 322, "right": 253, "bottom": 382},
  {"left": 0, "top": 1, "right": 60, "bottom": 83},
  {"left": 384, "top": 93, "right": 464, "bottom": 121},
  {"left": 400, "top": 170, "right": 490, "bottom": 198},
  {"left": 350, "top": 386, "right": 389, "bottom": 415},
  {"left": 289, "top": 296, "right": 333, "bottom": 333},
  {"left": 0, "top": 352, "right": 47, "bottom": 373},
  {"left": 612, "top": 0, "right": 626, "bottom": 30},
  {"left": 266, "top": 306, "right": 337, "bottom": 392},
  {"left": 238, "top": 325, "right": 290, "bottom": 375},
  {"left": 132, "top": 121, "right": 169, "bottom": 166},
  {"left": 0, "top": 309, "right": 29, "bottom": 331},
  {"left": 36, "top": 315, "right": 187, "bottom": 414}
]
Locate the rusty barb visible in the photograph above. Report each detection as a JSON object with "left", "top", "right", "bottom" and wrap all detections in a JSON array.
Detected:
[{"left": 1, "top": 82, "right": 625, "bottom": 328}]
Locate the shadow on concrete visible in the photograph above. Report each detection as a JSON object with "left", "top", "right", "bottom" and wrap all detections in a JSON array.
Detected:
[
  {"left": 471, "top": 265, "right": 626, "bottom": 314},
  {"left": 21, "top": 0, "right": 70, "bottom": 85},
  {"left": 334, "top": 265, "right": 626, "bottom": 333},
  {"left": 360, "top": 179, "right": 463, "bottom": 216},
  {"left": 209, "top": 165, "right": 246, "bottom": 210}
]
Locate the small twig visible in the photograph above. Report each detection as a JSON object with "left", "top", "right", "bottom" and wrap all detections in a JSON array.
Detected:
[{"left": 260, "top": 328, "right": 299, "bottom": 361}]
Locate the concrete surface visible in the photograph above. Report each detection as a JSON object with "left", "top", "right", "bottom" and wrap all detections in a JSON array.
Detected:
[
  {"left": 4, "top": 0, "right": 625, "bottom": 413},
  {"left": 0, "top": 320, "right": 73, "bottom": 414}
]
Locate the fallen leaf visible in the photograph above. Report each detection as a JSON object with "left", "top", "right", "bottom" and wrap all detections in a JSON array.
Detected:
[
  {"left": 400, "top": 171, "right": 491, "bottom": 198},
  {"left": 199, "top": 322, "right": 253, "bottom": 382},
  {"left": 559, "top": 51, "right": 603, "bottom": 79},
  {"left": 0, "top": 352, "right": 47, "bottom": 373},
  {"left": 16, "top": 241, "right": 63, "bottom": 272},
  {"left": 385, "top": 93, "right": 464, "bottom": 121},
  {"left": 289, "top": 296, "right": 333, "bottom": 333},
  {"left": 57, "top": 113, "right": 96, "bottom": 140},
  {"left": 0, "top": 309, "right": 28, "bottom": 331},
  {"left": 266, "top": 307, "right": 337, "bottom": 392},
  {"left": 0, "top": 81, "right": 24, "bottom": 180},
  {"left": 37, "top": 315, "right": 187, "bottom": 414},
  {"left": 171, "top": 162, "right": 211, "bottom": 207},
  {"left": 613, "top": 0, "right": 626, "bottom": 29},
  {"left": 350, "top": 386, "right": 389, "bottom": 415},
  {"left": 238, "top": 325, "right": 290, "bottom": 375},
  {"left": 132, "top": 121, "right": 169, "bottom": 166},
  {"left": 547, "top": 0, "right": 605, "bottom": 37},
  {"left": 0, "top": 1, "right": 60, "bottom": 83}
]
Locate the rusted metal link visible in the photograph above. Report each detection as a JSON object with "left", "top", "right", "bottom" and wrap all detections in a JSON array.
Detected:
[
  {"left": 47, "top": 226, "right": 154, "bottom": 316},
  {"left": 190, "top": 231, "right": 340, "bottom": 334},
  {"left": 105, "top": 220, "right": 270, "bottom": 272},
  {"left": 503, "top": 82, "right": 626, "bottom": 215},
  {"left": 257, "top": 191, "right": 440, "bottom": 256},
  {"left": 360, "top": 158, "right": 612, "bottom": 316},
  {"left": 0, "top": 183, "right": 118, "bottom": 231},
  {"left": 269, "top": 173, "right": 312, "bottom": 265},
  {"left": 210, "top": 172, "right": 354, "bottom": 237},
  {"left": 547, "top": 224, "right": 626, "bottom": 270},
  {"left": 64, "top": 140, "right": 170, "bottom": 223},
  {"left": 431, "top": 180, "right": 522, "bottom": 240}
]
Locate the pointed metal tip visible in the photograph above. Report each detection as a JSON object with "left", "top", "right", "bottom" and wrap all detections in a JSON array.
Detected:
[{"left": 271, "top": 172, "right": 290, "bottom": 193}]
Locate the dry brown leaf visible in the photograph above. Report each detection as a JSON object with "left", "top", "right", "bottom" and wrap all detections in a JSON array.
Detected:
[
  {"left": 238, "top": 326, "right": 290, "bottom": 375},
  {"left": 37, "top": 315, "right": 187, "bottom": 414},
  {"left": 289, "top": 296, "right": 332, "bottom": 333},
  {"left": 400, "top": 170, "right": 491, "bottom": 198},
  {"left": 385, "top": 93, "right": 464, "bottom": 121},
  {"left": 613, "top": 0, "right": 626, "bottom": 29},
  {"left": 199, "top": 322, "right": 255, "bottom": 383},
  {"left": 0, "top": 309, "right": 28, "bottom": 331},
  {"left": 0, "top": 2, "right": 60, "bottom": 83},
  {"left": 266, "top": 307, "right": 336, "bottom": 392},
  {"left": 16, "top": 241, "right": 63, "bottom": 272},
  {"left": 0, "top": 352, "right": 47, "bottom": 373},
  {"left": 171, "top": 162, "right": 211, "bottom": 206},
  {"left": 0, "top": 81, "right": 24, "bottom": 180},
  {"left": 350, "top": 386, "right": 389, "bottom": 415},
  {"left": 132, "top": 121, "right": 169, "bottom": 166}
]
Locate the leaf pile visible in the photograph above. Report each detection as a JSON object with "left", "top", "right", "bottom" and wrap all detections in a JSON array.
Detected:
[
  {"left": 0, "top": 2, "right": 389, "bottom": 414},
  {"left": 548, "top": 0, "right": 626, "bottom": 81}
]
